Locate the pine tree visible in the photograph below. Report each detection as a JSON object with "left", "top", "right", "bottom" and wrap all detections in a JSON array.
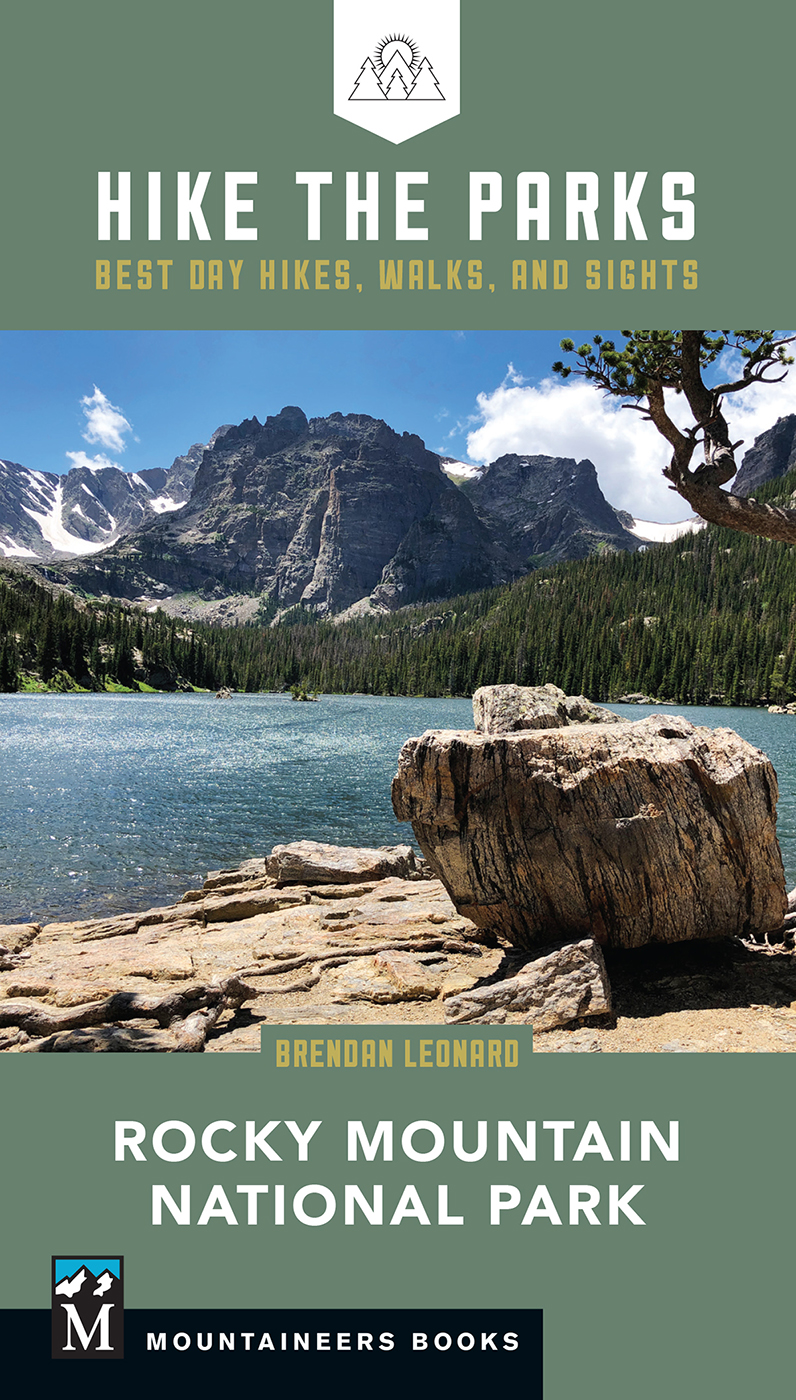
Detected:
[
  {"left": 408, "top": 58, "right": 444, "bottom": 100},
  {"left": 37, "top": 614, "right": 58, "bottom": 682},
  {"left": 384, "top": 71, "right": 409, "bottom": 100},
  {"left": 0, "top": 636, "right": 18, "bottom": 691},
  {"left": 349, "top": 57, "right": 385, "bottom": 100}
]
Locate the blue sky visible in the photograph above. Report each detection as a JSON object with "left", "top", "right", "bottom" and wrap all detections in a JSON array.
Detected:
[
  {"left": 1, "top": 330, "right": 793, "bottom": 521},
  {"left": 0, "top": 330, "right": 569, "bottom": 469}
]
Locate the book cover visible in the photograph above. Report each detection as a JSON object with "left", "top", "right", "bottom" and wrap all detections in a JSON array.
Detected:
[{"left": 0, "top": 2, "right": 793, "bottom": 1394}]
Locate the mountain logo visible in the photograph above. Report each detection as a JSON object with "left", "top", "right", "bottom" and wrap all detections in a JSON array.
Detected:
[
  {"left": 334, "top": 1, "right": 460, "bottom": 144},
  {"left": 51, "top": 1257, "right": 124, "bottom": 1359}
]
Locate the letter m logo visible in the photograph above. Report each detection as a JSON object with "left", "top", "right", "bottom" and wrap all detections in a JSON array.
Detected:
[
  {"left": 61, "top": 1302, "right": 115, "bottom": 1353},
  {"left": 51, "top": 1257, "right": 124, "bottom": 1359}
]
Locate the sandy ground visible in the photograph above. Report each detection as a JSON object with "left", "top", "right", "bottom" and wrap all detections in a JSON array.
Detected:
[{"left": 206, "top": 936, "right": 796, "bottom": 1054}]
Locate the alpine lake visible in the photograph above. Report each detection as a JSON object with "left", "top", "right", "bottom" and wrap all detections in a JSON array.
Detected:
[{"left": 2, "top": 693, "right": 795, "bottom": 926}]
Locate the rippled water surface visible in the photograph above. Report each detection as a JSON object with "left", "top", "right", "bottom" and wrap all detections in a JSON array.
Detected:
[
  {"left": 1, "top": 694, "right": 794, "bottom": 924},
  {"left": 0, "top": 693, "right": 473, "bottom": 922}
]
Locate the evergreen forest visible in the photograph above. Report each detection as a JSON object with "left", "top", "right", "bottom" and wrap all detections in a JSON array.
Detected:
[{"left": 3, "top": 466, "right": 796, "bottom": 706}]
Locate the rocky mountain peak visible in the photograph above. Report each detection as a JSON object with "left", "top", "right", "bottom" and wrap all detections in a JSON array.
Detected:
[
  {"left": 465, "top": 452, "right": 637, "bottom": 564},
  {"left": 732, "top": 415, "right": 796, "bottom": 495},
  {"left": 5, "top": 406, "right": 645, "bottom": 621},
  {"left": 60, "top": 406, "right": 514, "bottom": 616}
]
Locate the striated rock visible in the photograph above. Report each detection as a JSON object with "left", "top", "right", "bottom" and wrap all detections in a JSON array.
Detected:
[
  {"left": 473, "top": 683, "right": 623, "bottom": 735},
  {"left": 3, "top": 839, "right": 794, "bottom": 1051},
  {"left": 320, "top": 956, "right": 413, "bottom": 1004},
  {"left": 39, "top": 889, "right": 306, "bottom": 943},
  {"left": 266, "top": 841, "right": 418, "bottom": 885},
  {"left": 0, "top": 950, "right": 28, "bottom": 971},
  {"left": 440, "top": 968, "right": 488, "bottom": 998},
  {"left": 0, "top": 923, "right": 41, "bottom": 953},
  {"left": 392, "top": 713, "right": 786, "bottom": 950},
  {"left": 444, "top": 939, "right": 612, "bottom": 1029},
  {"left": 200, "top": 888, "right": 308, "bottom": 923},
  {"left": 321, "top": 951, "right": 442, "bottom": 1003},
  {"left": 201, "top": 860, "right": 269, "bottom": 892},
  {"left": 41, "top": 909, "right": 200, "bottom": 943},
  {"left": 0, "top": 855, "right": 500, "bottom": 1050},
  {"left": 373, "top": 951, "right": 442, "bottom": 998},
  {"left": 43, "top": 913, "right": 135, "bottom": 942}
]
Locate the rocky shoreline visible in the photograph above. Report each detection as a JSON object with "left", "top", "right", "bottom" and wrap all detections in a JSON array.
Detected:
[
  {"left": 4, "top": 684, "right": 796, "bottom": 1054},
  {"left": 2, "top": 837, "right": 795, "bottom": 1054}
]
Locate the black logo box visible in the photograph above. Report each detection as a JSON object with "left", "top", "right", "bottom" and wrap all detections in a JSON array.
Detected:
[
  {"left": 18, "top": 1308, "right": 542, "bottom": 1393},
  {"left": 51, "top": 1257, "right": 124, "bottom": 1360}
]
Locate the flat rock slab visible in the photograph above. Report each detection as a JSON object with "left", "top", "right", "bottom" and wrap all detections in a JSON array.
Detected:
[
  {"left": 200, "top": 889, "right": 308, "bottom": 923},
  {"left": 39, "top": 891, "right": 308, "bottom": 944},
  {"left": 244, "top": 879, "right": 480, "bottom": 966},
  {"left": 444, "top": 938, "right": 612, "bottom": 1029},
  {"left": 41, "top": 910, "right": 198, "bottom": 943},
  {"left": 0, "top": 873, "right": 492, "bottom": 1042},
  {"left": 266, "top": 840, "right": 418, "bottom": 885},
  {"left": 392, "top": 714, "right": 786, "bottom": 950}
]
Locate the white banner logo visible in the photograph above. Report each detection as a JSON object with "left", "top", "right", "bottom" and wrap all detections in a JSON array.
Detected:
[{"left": 334, "top": 2, "right": 460, "bottom": 144}]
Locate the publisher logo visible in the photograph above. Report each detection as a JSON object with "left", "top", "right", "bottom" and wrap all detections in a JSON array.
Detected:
[
  {"left": 334, "top": 1, "right": 460, "bottom": 144},
  {"left": 51, "top": 1257, "right": 124, "bottom": 1359}
]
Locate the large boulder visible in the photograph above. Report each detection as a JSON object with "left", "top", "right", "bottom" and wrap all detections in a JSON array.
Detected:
[
  {"left": 391, "top": 713, "right": 786, "bottom": 950},
  {"left": 473, "top": 683, "right": 623, "bottom": 734}
]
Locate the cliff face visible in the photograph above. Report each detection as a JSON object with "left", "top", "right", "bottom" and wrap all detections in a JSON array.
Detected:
[
  {"left": 21, "top": 409, "right": 642, "bottom": 617},
  {"left": 62, "top": 408, "right": 513, "bottom": 615},
  {"left": 732, "top": 415, "right": 796, "bottom": 495},
  {"left": 465, "top": 453, "right": 637, "bottom": 564}
]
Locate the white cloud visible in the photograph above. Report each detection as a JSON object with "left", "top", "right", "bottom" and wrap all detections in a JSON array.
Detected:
[
  {"left": 65, "top": 450, "right": 122, "bottom": 473},
  {"left": 79, "top": 385, "right": 133, "bottom": 454},
  {"left": 466, "top": 358, "right": 796, "bottom": 522},
  {"left": 504, "top": 361, "right": 527, "bottom": 387}
]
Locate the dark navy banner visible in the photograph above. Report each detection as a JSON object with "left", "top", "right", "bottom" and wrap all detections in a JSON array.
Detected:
[{"left": 10, "top": 1309, "right": 541, "bottom": 1395}]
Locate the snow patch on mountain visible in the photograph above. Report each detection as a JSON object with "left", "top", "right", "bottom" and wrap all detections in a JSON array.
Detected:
[
  {"left": 629, "top": 517, "right": 705, "bottom": 543},
  {"left": 0, "top": 533, "right": 37, "bottom": 558},
  {"left": 440, "top": 456, "right": 484, "bottom": 481},
  {"left": 149, "top": 495, "right": 187, "bottom": 514},
  {"left": 22, "top": 482, "right": 113, "bottom": 555}
]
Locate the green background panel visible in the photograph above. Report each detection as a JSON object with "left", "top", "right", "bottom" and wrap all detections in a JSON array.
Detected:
[
  {"left": 0, "top": 0, "right": 791, "bottom": 327},
  {"left": 0, "top": 1032, "right": 793, "bottom": 1396}
]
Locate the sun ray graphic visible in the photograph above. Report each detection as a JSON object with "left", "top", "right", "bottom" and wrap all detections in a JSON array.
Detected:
[{"left": 374, "top": 33, "right": 420, "bottom": 73}]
